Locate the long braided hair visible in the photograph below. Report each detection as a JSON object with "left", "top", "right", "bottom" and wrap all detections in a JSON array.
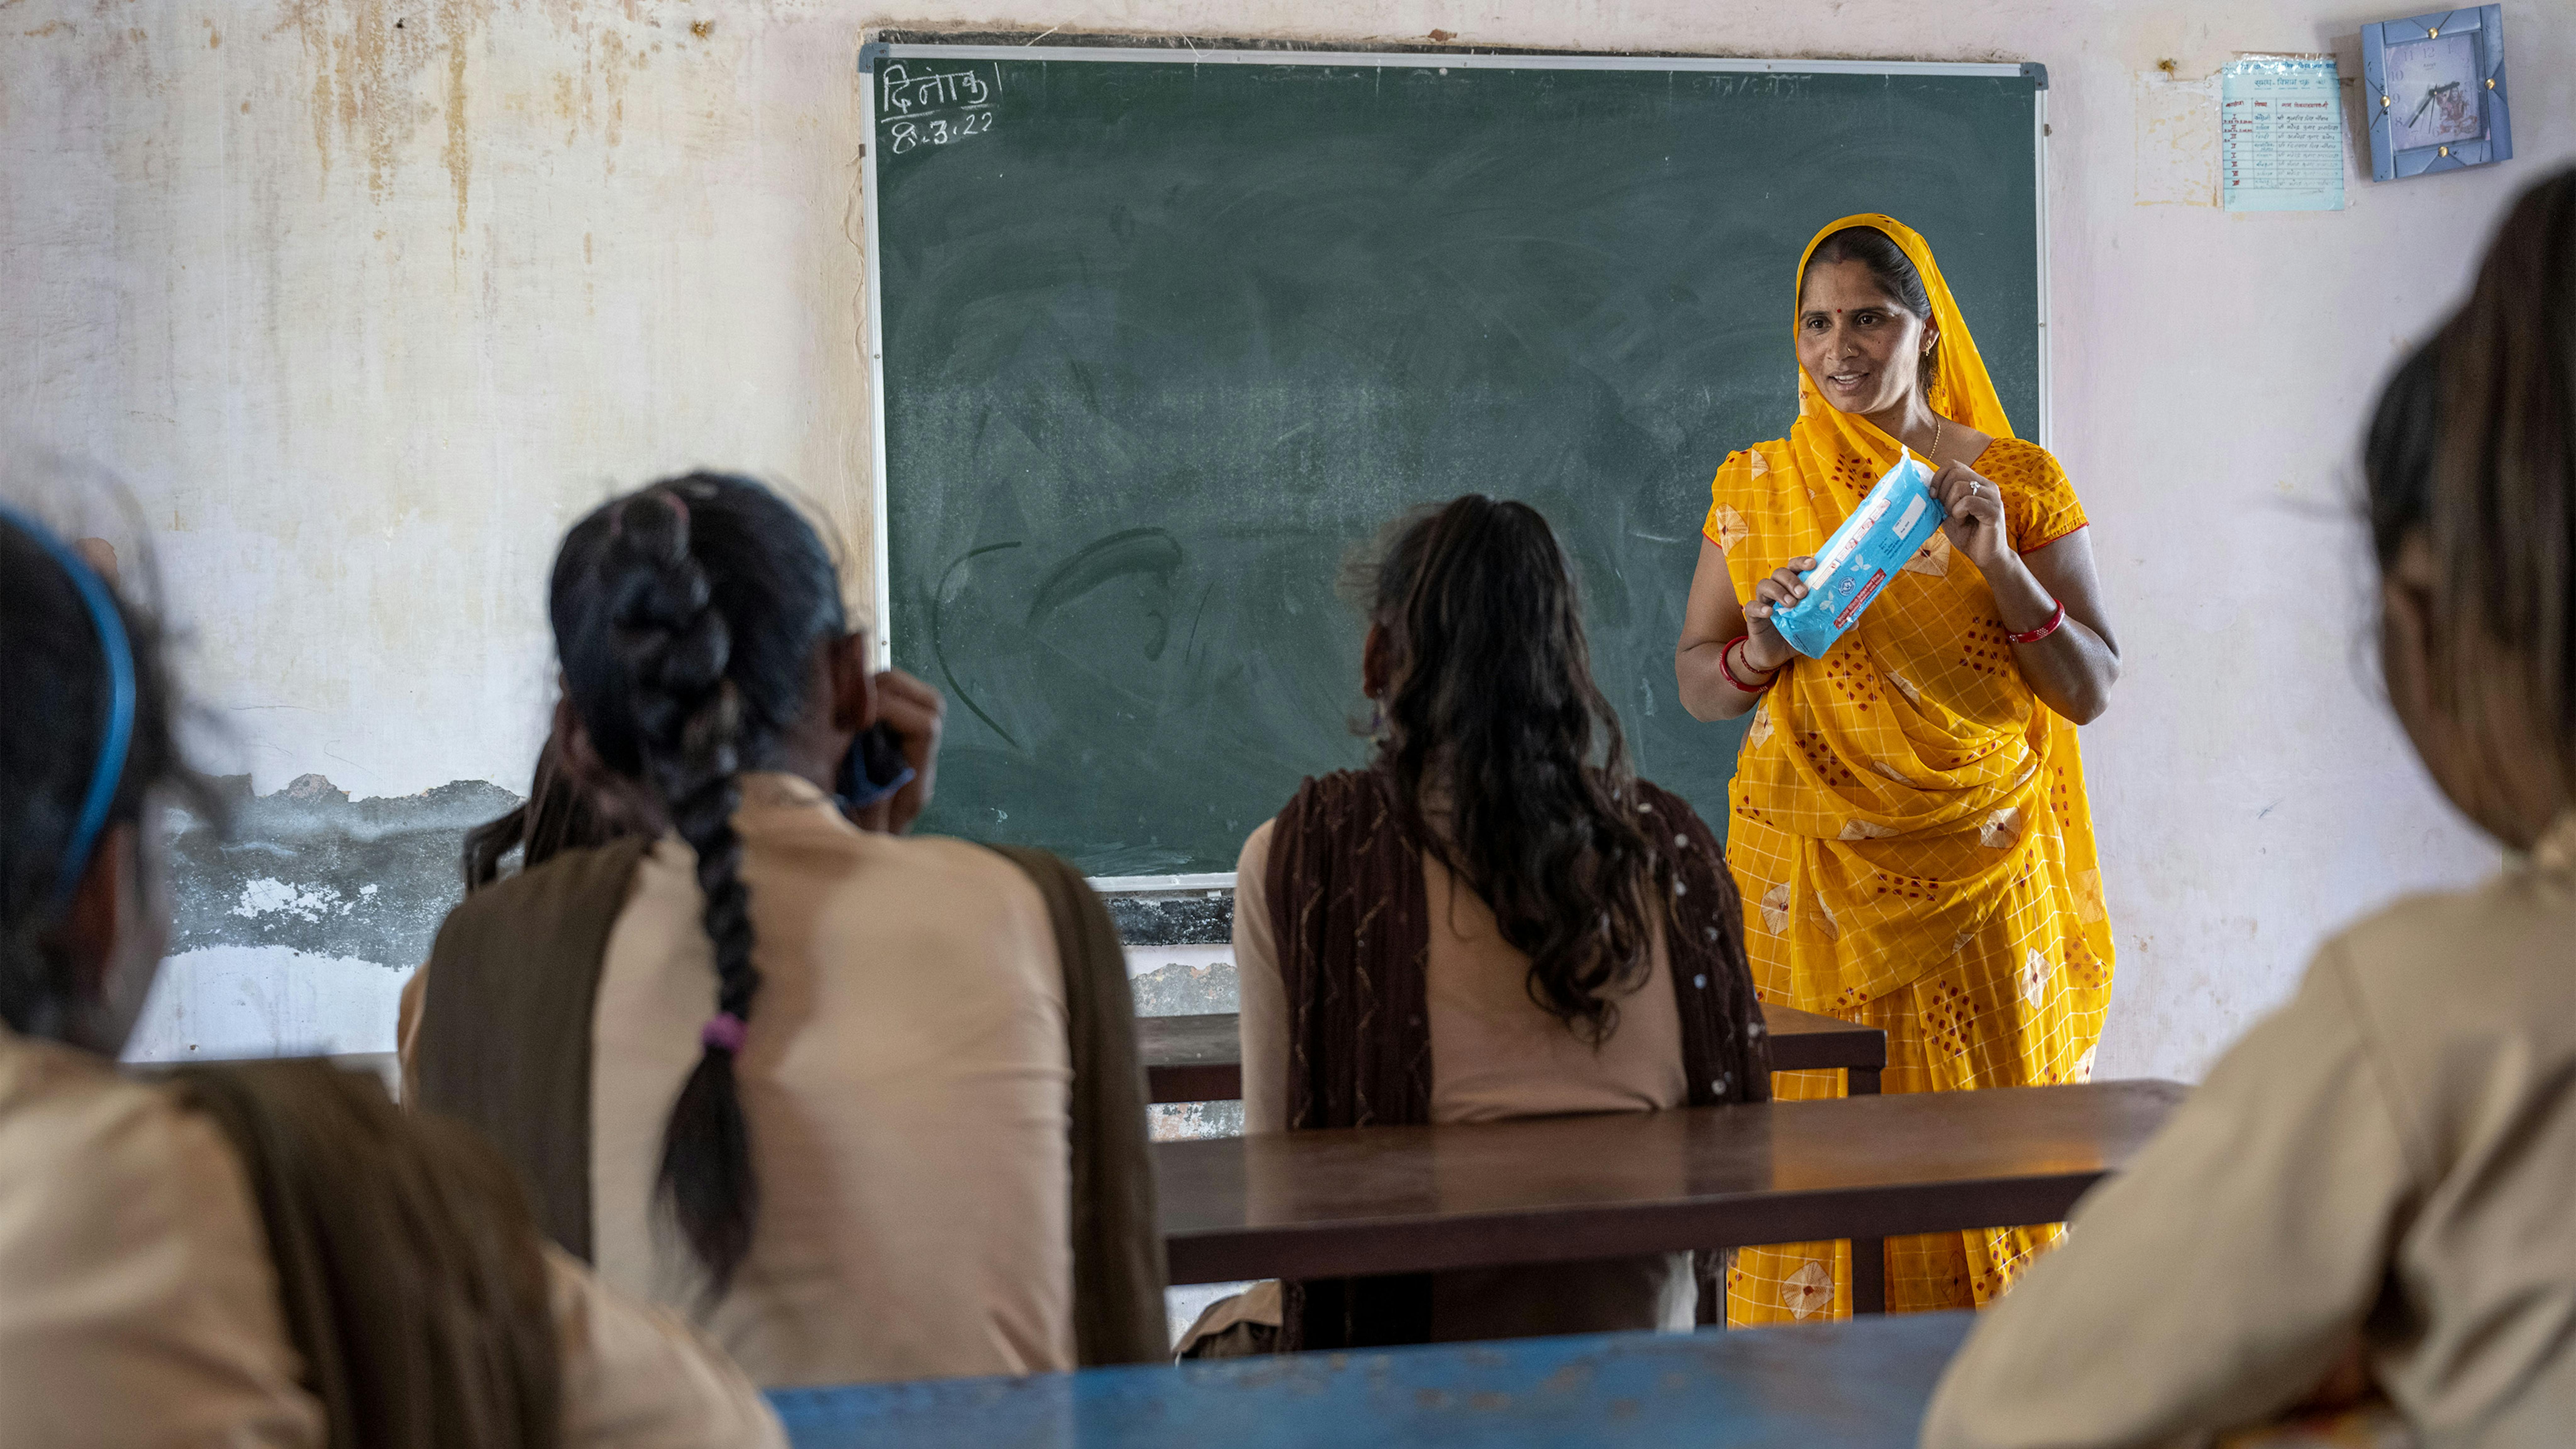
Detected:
[{"left": 548, "top": 474, "right": 844, "bottom": 1293}]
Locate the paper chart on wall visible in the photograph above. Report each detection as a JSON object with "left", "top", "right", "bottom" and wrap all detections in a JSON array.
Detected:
[{"left": 2220, "top": 57, "right": 2345, "bottom": 212}]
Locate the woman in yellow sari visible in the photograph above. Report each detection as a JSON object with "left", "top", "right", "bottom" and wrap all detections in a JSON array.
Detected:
[{"left": 1674, "top": 215, "right": 2124, "bottom": 1324}]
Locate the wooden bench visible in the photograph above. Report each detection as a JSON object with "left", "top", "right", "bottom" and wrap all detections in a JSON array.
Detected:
[
  {"left": 1156, "top": 1080, "right": 2185, "bottom": 1314},
  {"left": 1138, "top": 1002, "right": 1888, "bottom": 1104},
  {"left": 767, "top": 1309, "right": 1979, "bottom": 1449}
]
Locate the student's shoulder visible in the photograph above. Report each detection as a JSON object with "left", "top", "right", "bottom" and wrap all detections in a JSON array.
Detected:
[
  {"left": 872, "top": 833, "right": 1058, "bottom": 919},
  {"left": 0, "top": 1033, "right": 198, "bottom": 1175},
  {"left": 2312, "top": 867, "right": 2576, "bottom": 1105},
  {"left": 2327, "top": 867, "right": 2568, "bottom": 999},
  {"left": 0, "top": 1036, "right": 273, "bottom": 1294},
  {"left": 0, "top": 1039, "right": 319, "bottom": 1443}
]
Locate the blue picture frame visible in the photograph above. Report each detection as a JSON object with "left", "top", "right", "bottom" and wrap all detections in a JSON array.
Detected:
[{"left": 2364, "top": 7, "right": 2512, "bottom": 181}]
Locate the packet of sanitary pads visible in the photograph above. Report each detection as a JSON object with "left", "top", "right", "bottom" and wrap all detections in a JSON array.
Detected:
[{"left": 1769, "top": 450, "right": 1946, "bottom": 660}]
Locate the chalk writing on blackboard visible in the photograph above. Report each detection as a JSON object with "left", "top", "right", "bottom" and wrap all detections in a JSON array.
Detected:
[
  {"left": 888, "top": 113, "right": 994, "bottom": 154},
  {"left": 882, "top": 62, "right": 992, "bottom": 116},
  {"left": 880, "top": 62, "right": 999, "bottom": 155}
]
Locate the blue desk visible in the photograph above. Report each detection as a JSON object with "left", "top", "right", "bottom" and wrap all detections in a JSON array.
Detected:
[{"left": 769, "top": 1311, "right": 1974, "bottom": 1448}]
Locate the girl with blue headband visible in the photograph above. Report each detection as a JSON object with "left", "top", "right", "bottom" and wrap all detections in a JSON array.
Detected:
[{"left": 0, "top": 503, "right": 781, "bottom": 1446}]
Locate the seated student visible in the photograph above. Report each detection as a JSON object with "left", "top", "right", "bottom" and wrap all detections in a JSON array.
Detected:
[
  {"left": 1228, "top": 494, "right": 1770, "bottom": 1349},
  {"left": 0, "top": 502, "right": 778, "bottom": 1446},
  {"left": 405, "top": 474, "right": 1165, "bottom": 1387},
  {"left": 1923, "top": 169, "right": 2576, "bottom": 1447}
]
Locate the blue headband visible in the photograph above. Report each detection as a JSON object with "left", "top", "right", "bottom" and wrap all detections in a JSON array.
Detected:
[{"left": 0, "top": 505, "right": 137, "bottom": 904}]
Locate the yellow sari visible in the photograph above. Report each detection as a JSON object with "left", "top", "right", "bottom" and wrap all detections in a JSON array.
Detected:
[{"left": 1706, "top": 215, "right": 2115, "bottom": 1324}]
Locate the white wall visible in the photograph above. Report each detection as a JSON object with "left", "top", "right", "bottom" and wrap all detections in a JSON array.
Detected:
[{"left": 2, "top": 0, "right": 2566, "bottom": 1079}]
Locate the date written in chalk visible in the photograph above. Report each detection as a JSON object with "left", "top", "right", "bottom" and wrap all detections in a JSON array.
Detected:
[
  {"left": 887, "top": 112, "right": 995, "bottom": 153},
  {"left": 879, "top": 63, "right": 998, "bottom": 155}
]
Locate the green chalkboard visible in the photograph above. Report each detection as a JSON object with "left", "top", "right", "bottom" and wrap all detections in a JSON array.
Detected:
[{"left": 867, "top": 48, "right": 2041, "bottom": 876}]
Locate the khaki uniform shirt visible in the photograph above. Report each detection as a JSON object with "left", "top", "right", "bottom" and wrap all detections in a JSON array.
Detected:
[
  {"left": 1924, "top": 818, "right": 2576, "bottom": 1448},
  {"left": 1235, "top": 817, "right": 1696, "bottom": 1338},
  {"left": 0, "top": 1024, "right": 779, "bottom": 1448},
  {"left": 586, "top": 774, "right": 1075, "bottom": 1387}
]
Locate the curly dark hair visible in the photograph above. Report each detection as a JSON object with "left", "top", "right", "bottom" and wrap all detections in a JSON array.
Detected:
[
  {"left": 1364, "top": 495, "right": 1664, "bottom": 1042},
  {"left": 548, "top": 473, "right": 844, "bottom": 1294}
]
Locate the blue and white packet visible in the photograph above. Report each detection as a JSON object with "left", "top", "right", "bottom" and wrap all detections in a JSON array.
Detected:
[{"left": 1769, "top": 450, "right": 1946, "bottom": 660}]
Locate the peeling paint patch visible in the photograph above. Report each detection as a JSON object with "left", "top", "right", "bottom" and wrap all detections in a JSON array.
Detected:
[
  {"left": 1107, "top": 891, "right": 1230, "bottom": 947},
  {"left": 1149, "top": 1100, "right": 1244, "bottom": 1142},
  {"left": 172, "top": 773, "right": 518, "bottom": 968},
  {"left": 1129, "top": 955, "right": 1240, "bottom": 1016}
]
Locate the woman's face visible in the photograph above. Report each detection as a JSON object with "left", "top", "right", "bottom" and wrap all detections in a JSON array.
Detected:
[{"left": 1796, "top": 259, "right": 1934, "bottom": 417}]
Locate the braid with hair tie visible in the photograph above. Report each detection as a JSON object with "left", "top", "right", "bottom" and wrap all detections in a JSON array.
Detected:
[{"left": 606, "top": 488, "right": 763, "bottom": 1293}]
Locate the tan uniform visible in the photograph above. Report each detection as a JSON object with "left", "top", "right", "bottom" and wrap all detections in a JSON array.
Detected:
[
  {"left": 410, "top": 773, "right": 1078, "bottom": 1388},
  {"left": 0, "top": 1024, "right": 779, "bottom": 1448},
  {"left": 1235, "top": 816, "right": 1697, "bottom": 1337},
  {"left": 1924, "top": 817, "right": 2576, "bottom": 1448}
]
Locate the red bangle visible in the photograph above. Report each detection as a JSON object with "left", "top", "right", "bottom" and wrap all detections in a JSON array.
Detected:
[
  {"left": 2005, "top": 599, "right": 2066, "bottom": 645},
  {"left": 1722, "top": 635, "right": 1783, "bottom": 693}
]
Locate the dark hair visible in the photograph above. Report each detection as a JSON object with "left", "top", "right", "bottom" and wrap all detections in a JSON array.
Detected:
[
  {"left": 1801, "top": 225, "right": 1942, "bottom": 385},
  {"left": 461, "top": 735, "right": 628, "bottom": 892},
  {"left": 2366, "top": 168, "right": 2576, "bottom": 787},
  {"left": 0, "top": 515, "right": 201, "bottom": 1040},
  {"left": 548, "top": 473, "right": 844, "bottom": 1292},
  {"left": 1364, "top": 496, "right": 1663, "bottom": 1041},
  {"left": 2365, "top": 329, "right": 2445, "bottom": 569}
]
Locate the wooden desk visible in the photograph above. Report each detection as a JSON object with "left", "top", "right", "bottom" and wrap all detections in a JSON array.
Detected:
[
  {"left": 1157, "top": 1080, "right": 2183, "bottom": 1301},
  {"left": 1139, "top": 1002, "right": 1888, "bottom": 1105},
  {"left": 768, "top": 1310, "right": 1978, "bottom": 1449}
]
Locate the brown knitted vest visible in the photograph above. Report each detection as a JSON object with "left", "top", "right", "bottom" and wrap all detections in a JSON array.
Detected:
[{"left": 1266, "top": 768, "right": 1768, "bottom": 1349}]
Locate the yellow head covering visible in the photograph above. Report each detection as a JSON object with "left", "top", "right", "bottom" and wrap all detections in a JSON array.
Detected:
[{"left": 1789, "top": 213, "right": 2014, "bottom": 495}]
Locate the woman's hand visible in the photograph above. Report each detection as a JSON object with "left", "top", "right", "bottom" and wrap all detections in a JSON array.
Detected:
[
  {"left": 1932, "top": 463, "right": 2013, "bottom": 573},
  {"left": 1739, "top": 557, "right": 1817, "bottom": 673}
]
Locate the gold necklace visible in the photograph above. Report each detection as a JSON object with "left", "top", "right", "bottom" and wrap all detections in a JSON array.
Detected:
[{"left": 1930, "top": 415, "right": 1945, "bottom": 461}]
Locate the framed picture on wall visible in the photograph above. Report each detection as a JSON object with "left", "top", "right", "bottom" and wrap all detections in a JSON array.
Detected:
[{"left": 2363, "top": 7, "right": 2512, "bottom": 181}]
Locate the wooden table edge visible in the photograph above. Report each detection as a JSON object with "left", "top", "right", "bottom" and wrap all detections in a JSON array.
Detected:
[{"left": 1160, "top": 1169, "right": 2112, "bottom": 1284}]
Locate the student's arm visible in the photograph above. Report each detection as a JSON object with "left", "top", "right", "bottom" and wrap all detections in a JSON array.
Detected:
[
  {"left": 547, "top": 1246, "right": 784, "bottom": 1448},
  {"left": 1234, "top": 822, "right": 1288, "bottom": 1135},
  {"left": 1920, "top": 947, "right": 2411, "bottom": 1449}
]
